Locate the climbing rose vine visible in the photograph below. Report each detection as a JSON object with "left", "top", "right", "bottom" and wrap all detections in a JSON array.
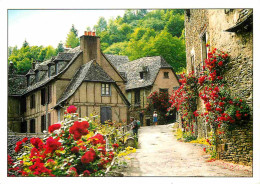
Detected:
[{"left": 168, "top": 45, "right": 250, "bottom": 158}]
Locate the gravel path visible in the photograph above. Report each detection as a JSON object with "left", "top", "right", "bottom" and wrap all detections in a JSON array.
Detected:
[{"left": 120, "top": 124, "right": 252, "bottom": 177}]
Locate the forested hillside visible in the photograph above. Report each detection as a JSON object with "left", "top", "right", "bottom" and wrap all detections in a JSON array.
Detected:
[
  {"left": 95, "top": 9, "right": 186, "bottom": 73},
  {"left": 8, "top": 9, "right": 186, "bottom": 75}
]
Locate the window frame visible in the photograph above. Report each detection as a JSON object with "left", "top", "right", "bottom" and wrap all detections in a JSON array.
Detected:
[{"left": 101, "top": 83, "right": 111, "bottom": 96}]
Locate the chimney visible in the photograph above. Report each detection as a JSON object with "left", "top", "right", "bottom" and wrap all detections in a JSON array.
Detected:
[{"left": 80, "top": 32, "right": 101, "bottom": 65}]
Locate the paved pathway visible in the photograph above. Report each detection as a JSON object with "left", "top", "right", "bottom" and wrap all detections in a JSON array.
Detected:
[{"left": 119, "top": 124, "right": 252, "bottom": 177}]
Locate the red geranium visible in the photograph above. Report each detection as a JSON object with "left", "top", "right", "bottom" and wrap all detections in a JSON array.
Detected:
[
  {"left": 45, "top": 137, "right": 61, "bottom": 154},
  {"left": 88, "top": 134, "right": 106, "bottom": 145},
  {"left": 81, "top": 148, "right": 96, "bottom": 164},
  {"left": 22, "top": 137, "right": 28, "bottom": 143},
  {"left": 71, "top": 146, "right": 80, "bottom": 153},
  {"left": 69, "top": 121, "right": 89, "bottom": 140},
  {"left": 15, "top": 141, "right": 23, "bottom": 153},
  {"left": 30, "top": 137, "right": 45, "bottom": 150},
  {"left": 83, "top": 170, "right": 90, "bottom": 176},
  {"left": 67, "top": 105, "right": 77, "bottom": 114},
  {"left": 48, "top": 124, "right": 61, "bottom": 133},
  {"left": 112, "top": 143, "right": 119, "bottom": 148}
]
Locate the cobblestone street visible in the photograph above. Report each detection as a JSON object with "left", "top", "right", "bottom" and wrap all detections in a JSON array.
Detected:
[{"left": 120, "top": 124, "right": 252, "bottom": 177}]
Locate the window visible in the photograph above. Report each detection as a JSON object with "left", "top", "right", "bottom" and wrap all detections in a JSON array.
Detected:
[
  {"left": 55, "top": 63, "right": 58, "bottom": 75},
  {"left": 101, "top": 106, "right": 112, "bottom": 124},
  {"left": 47, "top": 85, "right": 52, "bottom": 104},
  {"left": 164, "top": 72, "right": 169, "bottom": 79},
  {"left": 41, "top": 115, "right": 46, "bottom": 132},
  {"left": 140, "top": 72, "right": 144, "bottom": 79},
  {"left": 127, "top": 92, "right": 132, "bottom": 104},
  {"left": 48, "top": 66, "right": 51, "bottom": 77},
  {"left": 191, "top": 55, "right": 195, "bottom": 72},
  {"left": 30, "top": 119, "right": 35, "bottom": 133},
  {"left": 30, "top": 94, "right": 35, "bottom": 109},
  {"left": 21, "top": 97, "right": 26, "bottom": 113},
  {"left": 201, "top": 32, "right": 207, "bottom": 66},
  {"left": 27, "top": 76, "right": 30, "bottom": 87},
  {"left": 48, "top": 113, "right": 51, "bottom": 127},
  {"left": 35, "top": 71, "right": 39, "bottom": 82},
  {"left": 41, "top": 88, "right": 46, "bottom": 105},
  {"left": 134, "top": 89, "right": 140, "bottom": 105},
  {"left": 21, "top": 121, "right": 27, "bottom": 133},
  {"left": 101, "top": 83, "right": 111, "bottom": 96}
]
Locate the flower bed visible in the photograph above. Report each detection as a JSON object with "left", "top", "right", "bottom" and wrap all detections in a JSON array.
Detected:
[{"left": 8, "top": 106, "right": 135, "bottom": 177}]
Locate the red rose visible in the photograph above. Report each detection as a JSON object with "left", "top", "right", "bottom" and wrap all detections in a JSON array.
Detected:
[{"left": 67, "top": 105, "right": 77, "bottom": 114}]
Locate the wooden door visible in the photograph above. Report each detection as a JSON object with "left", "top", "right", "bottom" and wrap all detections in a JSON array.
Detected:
[{"left": 101, "top": 106, "right": 112, "bottom": 124}]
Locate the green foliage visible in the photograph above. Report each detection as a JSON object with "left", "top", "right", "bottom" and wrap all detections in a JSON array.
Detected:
[
  {"left": 70, "top": 24, "right": 78, "bottom": 37},
  {"left": 22, "top": 40, "right": 29, "bottom": 47},
  {"left": 96, "top": 9, "right": 186, "bottom": 73},
  {"left": 56, "top": 41, "right": 65, "bottom": 54},
  {"left": 65, "top": 30, "right": 80, "bottom": 48},
  {"left": 8, "top": 44, "right": 58, "bottom": 74}
]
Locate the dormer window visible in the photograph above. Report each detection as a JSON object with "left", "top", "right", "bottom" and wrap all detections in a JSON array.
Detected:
[
  {"left": 35, "top": 71, "right": 39, "bottom": 82},
  {"left": 27, "top": 76, "right": 30, "bottom": 87},
  {"left": 164, "top": 72, "right": 169, "bottom": 79},
  {"left": 48, "top": 66, "right": 51, "bottom": 77},
  {"left": 55, "top": 62, "right": 58, "bottom": 75},
  {"left": 140, "top": 72, "right": 144, "bottom": 79}
]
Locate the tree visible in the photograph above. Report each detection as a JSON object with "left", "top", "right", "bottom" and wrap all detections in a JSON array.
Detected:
[
  {"left": 56, "top": 41, "right": 64, "bottom": 54},
  {"left": 70, "top": 24, "right": 78, "bottom": 37},
  {"left": 65, "top": 27, "right": 80, "bottom": 48},
  {"left": 22, "top": 40, "right": 29, "bottom": 47},
  {"left": 165, "top": 14, "right": 184, "bottom": 37},
  {"left": 94, "top": 17, "right": 107, "bottom": 35}
]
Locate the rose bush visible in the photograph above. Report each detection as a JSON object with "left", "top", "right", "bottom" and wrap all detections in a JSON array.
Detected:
[{"left": 8, "top": 106, "right": 135, "bottom": 177}]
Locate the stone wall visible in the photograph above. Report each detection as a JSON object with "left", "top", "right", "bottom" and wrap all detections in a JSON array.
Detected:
[
  {"left": 217, "top": 121, "right": 253, "bottom": 166},
  {"left": 184, "top": 9, "right": 253, "bottom": 165}
]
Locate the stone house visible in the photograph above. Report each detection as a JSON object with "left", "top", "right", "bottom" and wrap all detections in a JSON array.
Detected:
[
  {"left": 108, "top": 55, "right": 180, "bottom": 126},
  {"left": 184, "top": 9, "right": 253, "bottom": 165},
  {"left": 8, "top": 32, "right": 179, "bottom": 132}
]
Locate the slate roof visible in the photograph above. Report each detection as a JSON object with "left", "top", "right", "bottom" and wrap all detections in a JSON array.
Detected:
[
  {"left": 116, "top": 56, "right": 174, "bottom": 90},
  {"left": 55, "top": 60, "right": 115, "bottom": 107},
  {"left": 105, "top": 54, "right": 129, "bottom": 69},
  {"left": 8, "top": 74, "right": 27, "bottom": 96},
  {"left": 55, "top": 52, "right": 75, "bottom": 61},
  {"left": 24, "top": 51, "right": 81, "bottom": 95}
]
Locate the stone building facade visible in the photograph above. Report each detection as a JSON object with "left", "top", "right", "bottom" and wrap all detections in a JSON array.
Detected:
[{"left": 184, "top": 9, "right": 253, "bottom": 165}]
